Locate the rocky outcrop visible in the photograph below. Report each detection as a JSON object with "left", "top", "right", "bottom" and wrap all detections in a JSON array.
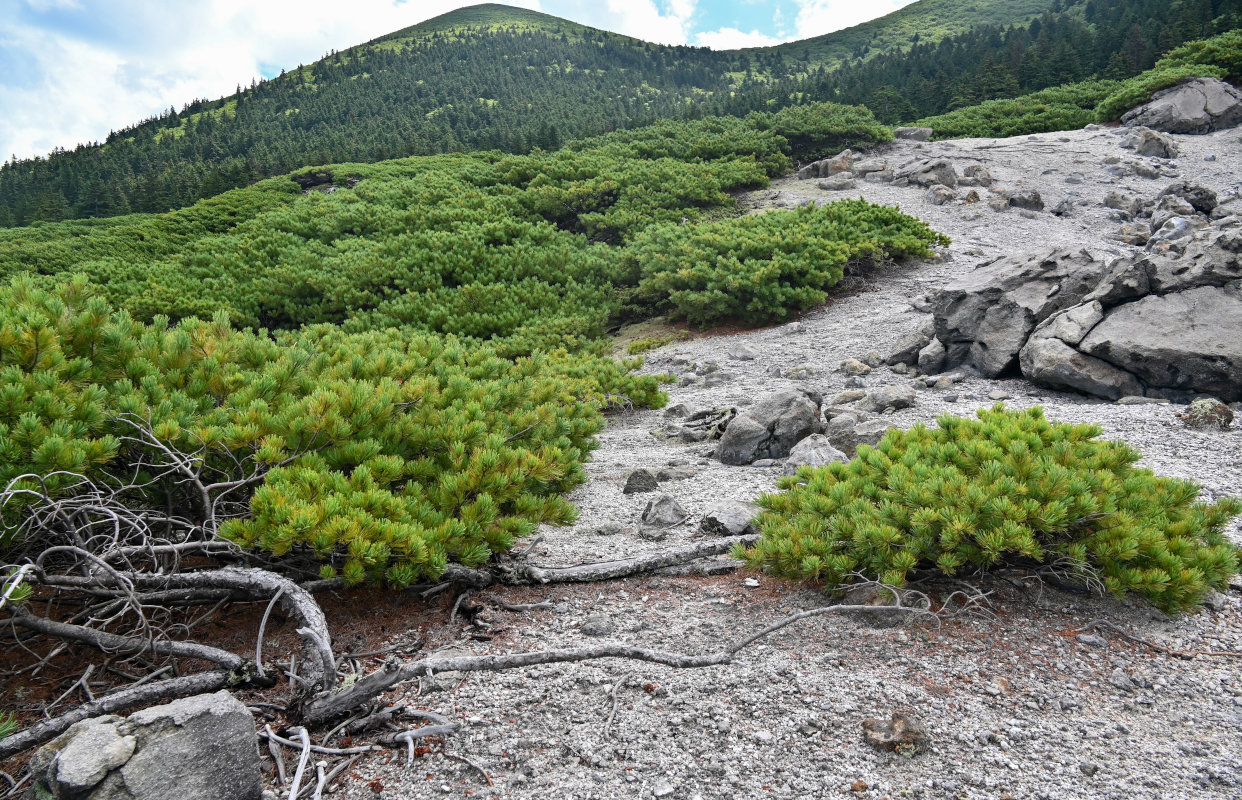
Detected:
[
  {"left": 932, "top": 230, "right": 1242, "bottom": 402},
  {"left": 29, "top": 692, "right": 262, "bottom": 800},
  {"left": 932, "top": 248, "right": 1114, "bottom": 376},
  {"left": 716, "top": 389, "right": 823, "bottom": 465},
  {"left": 1121, "top": 78, "right": 1242, "bottom": 134},
  {"left": 798, "top": 149, "right": 858, "bottom": 179},
  {"left": 1077, "top": 285, "right": 1242, "bottom": 401}
]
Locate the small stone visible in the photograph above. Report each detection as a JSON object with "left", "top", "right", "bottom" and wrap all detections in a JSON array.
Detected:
[
  {"left": 927, "top": 184, "right": 958, "bottom": 205},
  {"left": 862, "top": 712, "right": 931, "bottom": 755},
  {"left": 1080, "top": 763, "right": 1099, "bottom": 777},
  {"left": 700, "top": 501, "right": 761, "bottom": 536},
  {"left": 653, "top": 780, "right": 675, "bottom": 797},
  {"left": 845, "top": 376, "right": 867, "bottom": 389},
  {"left": 1201, "top": 590, "right": 1230, "bottom": 611},
  {"left": 1179, "top": 397, "right": 1233, "bottom": 429},
  {"left": 851, "top": 779, "right": 869, "bottom": 792},
  {"left": 727, "top": 343, "right": 759, "bottom": 361},
  {"left": 1109, "top": 668, "right": 1136, "bottom": 692},
  {"left": 623, "top": 469, "right": 660, "bottom": 494},
  {"left": 839, "top": 358, "right": 872, "bottom": 376},
  {"left": 988, "top": 390, "right": 1011, "bottom": 401},
  {"left": 1205, "top": 154, "right": 1217, "bottom": 161},
  {"left": 744, "top": 578, "right": 760, "bottom": 588},
  {"left": 641, "top": 495, "right": 688, "bottom": 528},
  {"left": 581, "top": 614, "right": 615, "bottom": 637},
  {"left": 1077, "top": 633, "right": 1108, "bottom": 648},
  {"left": 832, "top": 390, "right": 867, "bottom": 404},
  {"left": 1116, "top": 395, "right": 1168, "bottom": 405}
]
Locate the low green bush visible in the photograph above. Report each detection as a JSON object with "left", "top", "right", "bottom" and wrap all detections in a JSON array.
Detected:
[
  {"left": 739, "top": 406, "right": 1241, "bottom": 613},
  {"left": 749, "top": 102, "right": 893, "bottom": 163},
  {"left": 630, "top": 200, "right": 949, "bottom": 328},
  {"left": 0, "top": 277, "right": 666, "bottom": 585}
]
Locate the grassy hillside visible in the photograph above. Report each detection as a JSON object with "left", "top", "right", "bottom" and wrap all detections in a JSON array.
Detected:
[{"left": 762, "top": 0, "right": 1060, "bottom": 69}]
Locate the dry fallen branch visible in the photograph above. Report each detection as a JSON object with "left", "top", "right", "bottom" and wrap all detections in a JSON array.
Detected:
[
  {"left": 1075, "top": 619, "right": 1242, "bottom": 660},
  {"left": 9, "top": 606, "right": 245, "bottom": 670},
  {"left": 301, "top": 589, "right": 936, "bottom": 725}
]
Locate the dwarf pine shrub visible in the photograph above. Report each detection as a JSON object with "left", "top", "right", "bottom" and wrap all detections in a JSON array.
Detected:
[
  {"left": 0, "top": 278, "right": 666, "bottom": 585},
  {"left": 630, "top": 199, "right": 950, "bottom": 328},
  {"left": 740, "top": 406, "right": 1241, "bottom": 612}
]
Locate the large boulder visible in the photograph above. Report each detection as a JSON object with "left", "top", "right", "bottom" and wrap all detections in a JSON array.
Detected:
[
  {"left": 716, "top": 389, "right": 823, "bottom": 465},
  {"left": 1078, "top": 284, "right": 1242, "bottom": 402},
  {"left": 1019, "top": 335, "right": 1144, "bottom": 400},
  {"left": 29, "top": 692, "right": 262, "bottom": 800},
  {"left": 894, "top": 158, "right": 958, "bottom": 188},
  {"left": 932, "top": 248, "right": 1113, "bottom": 376},
  {"left": 1120, "top": 78, "right": 1242, "bottom": 134}
]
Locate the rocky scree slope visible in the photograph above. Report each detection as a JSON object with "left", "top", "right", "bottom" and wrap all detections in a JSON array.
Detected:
[{"left": 326, "top": 126, "right": 1242, "bottom": 800}]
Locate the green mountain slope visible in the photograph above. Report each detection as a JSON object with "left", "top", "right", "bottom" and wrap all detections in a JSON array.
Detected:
[
  {"left": 2, "top": 0, "right": 1232, "bottom": 228},
  {"left": 762, "top": 0, "right": 1059, "bottom": 68}
]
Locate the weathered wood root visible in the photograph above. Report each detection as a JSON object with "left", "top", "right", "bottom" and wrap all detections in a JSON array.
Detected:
[
  {"left": 300, "top": 599, "right": 928, "bottom": 725},
  {"left": 10, "top": 607, "right": 245, "bottom": 670},
  {"left": 39, "top": 566, "right": 335, "bottom": 690}
]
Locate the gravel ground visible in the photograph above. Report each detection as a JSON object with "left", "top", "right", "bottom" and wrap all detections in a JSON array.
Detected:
[{"left": 333, "top": 126, "right": 1242, "bottom": 800}]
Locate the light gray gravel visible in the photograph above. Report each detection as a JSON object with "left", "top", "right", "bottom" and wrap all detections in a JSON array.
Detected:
[{"left": 334, "top": 127, "right": 1242, "bottom": 800}]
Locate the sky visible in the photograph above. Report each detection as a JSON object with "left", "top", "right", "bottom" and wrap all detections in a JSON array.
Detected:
[{"left": 0, "top": 0, "right": 915, "bottom": 163}]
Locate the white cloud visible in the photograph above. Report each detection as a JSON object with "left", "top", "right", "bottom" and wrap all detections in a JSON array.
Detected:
[
  {"left": 587, "top": 0, "right": 697, "bottom": 45},
  {"left": 694, "top": 27, "right": 781, "bottom": 50},
  {"left": 792, "top": 0, "right": 914, "bottom": 39}
]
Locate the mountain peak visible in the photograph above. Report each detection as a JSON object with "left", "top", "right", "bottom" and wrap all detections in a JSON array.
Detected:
[{"left": 374, "top": 3, "right": 590, "bottom": 45}]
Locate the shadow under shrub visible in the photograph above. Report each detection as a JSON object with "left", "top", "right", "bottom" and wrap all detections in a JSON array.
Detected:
[{"left": 739, "top": 406, "right": 1242, "bottom": 613}]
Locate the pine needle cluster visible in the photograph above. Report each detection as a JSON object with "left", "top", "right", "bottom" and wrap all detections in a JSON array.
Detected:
[{"left": 740, "top": 406, "right": 1242, "bottom": 612}]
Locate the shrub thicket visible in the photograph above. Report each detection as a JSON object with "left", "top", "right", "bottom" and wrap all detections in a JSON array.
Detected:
[
  {"left": 630, "top": 200, "right": 949, "bottom": 327},
  {"left": 0, "top": 109, "right": 944, "bottom": 582},
  {"left": 740, "top": 406, "right": 1242, "bottom": 612},
  {"left": 0, "top": 277, "right": 665, "bottom": 584},
  {"left": 748, "top": 102, "right": 894, "bottom": 163}
]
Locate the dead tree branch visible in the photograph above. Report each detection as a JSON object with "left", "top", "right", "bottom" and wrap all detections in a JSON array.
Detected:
[
  {"left": 301, "top": 591, "right": 934, "bottom": 725},
  {"left": 8, "top": 607, "right": 245, "bottom": 670}
]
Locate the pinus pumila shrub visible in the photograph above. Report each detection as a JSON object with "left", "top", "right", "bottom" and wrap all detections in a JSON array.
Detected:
[
  {"left": 630, "top": 199, "right": 950, "bottom": 328},
  {"left": 739, "top": 406, "right": 1242, "bottom": 613},
  {"left": 749, "top": 102, "right": 893, "bottom": 163},
  {"left": 0, "top": 277, "right": 665, "bottom": 584}
]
